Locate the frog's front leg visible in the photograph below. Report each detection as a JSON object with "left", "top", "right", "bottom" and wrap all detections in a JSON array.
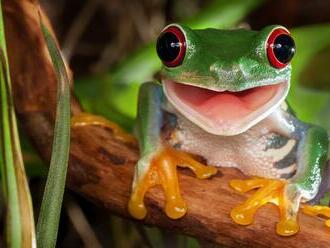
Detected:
[
  {"left": 128, "top": 82, "right": 217, "bottom": 220},
  {"left": 231, "top": 124, "right": 329, "bottom": 236}
]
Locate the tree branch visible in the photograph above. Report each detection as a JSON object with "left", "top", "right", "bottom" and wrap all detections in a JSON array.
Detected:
[{"left": 4, "top": 0, "right": 330, "bottom": 247}]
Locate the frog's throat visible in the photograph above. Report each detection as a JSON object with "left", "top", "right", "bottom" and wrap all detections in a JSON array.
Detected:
[{"left": 163, "top": 79, "right": 289, "bottom": 136}]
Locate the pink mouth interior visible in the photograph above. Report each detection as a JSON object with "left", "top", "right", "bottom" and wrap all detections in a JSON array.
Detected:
[{"left": 165, "top": 81, "right": 282, "bottom": 123}]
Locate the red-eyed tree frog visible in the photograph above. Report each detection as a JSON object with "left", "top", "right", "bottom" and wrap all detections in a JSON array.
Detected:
[{"left": 72, "top": 24, "right": 330, "bottom": 236}]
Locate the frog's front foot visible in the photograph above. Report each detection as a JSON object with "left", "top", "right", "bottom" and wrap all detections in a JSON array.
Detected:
[
  {"left": 303, "top": 205, "right": 330, "bottom": 227},
  {"left": 230, "top": 178, "right": 303, "bottom": 236},
  {"left": 128, "top": 146, "right": 218, "bottom": 220}
]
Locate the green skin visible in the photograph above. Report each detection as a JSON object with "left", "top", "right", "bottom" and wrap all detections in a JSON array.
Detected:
[{"left": 133, "top": 24, "right": 329, "bottom": 223}]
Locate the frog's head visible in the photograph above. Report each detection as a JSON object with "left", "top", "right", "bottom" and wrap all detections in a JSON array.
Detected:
[{"left": 157, "top": 24, "right": 295, "bottom": 136}]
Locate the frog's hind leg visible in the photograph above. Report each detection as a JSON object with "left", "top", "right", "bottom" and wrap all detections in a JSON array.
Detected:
[{"left": 71, "top": 112, "right": 136, "bottom": 143}]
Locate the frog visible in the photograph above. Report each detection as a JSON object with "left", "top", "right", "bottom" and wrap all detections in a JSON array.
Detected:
[{"left": 72, "top": 24, "right": 330, "bottom": 236}]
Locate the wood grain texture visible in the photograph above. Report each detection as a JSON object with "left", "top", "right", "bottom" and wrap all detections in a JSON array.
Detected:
[{"left": 4, "top": 0, "right": 330, "bottom": 247}]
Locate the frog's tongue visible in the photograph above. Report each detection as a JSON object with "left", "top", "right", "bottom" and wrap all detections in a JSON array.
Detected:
[{"left": 163, "top": 80, "right": 288, "bottom": 135}]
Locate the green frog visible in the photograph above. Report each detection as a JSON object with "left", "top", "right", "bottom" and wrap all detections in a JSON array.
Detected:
[{"left": 72, "top": 24, "right": 330, "bottom": 236}]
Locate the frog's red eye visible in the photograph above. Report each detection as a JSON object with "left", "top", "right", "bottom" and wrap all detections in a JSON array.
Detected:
[
  {"left": 267, "top": 28, "right": 295, "bottom": 69},
  {"left": 156, "top": 25, "right": 186, "bottom": 67}
]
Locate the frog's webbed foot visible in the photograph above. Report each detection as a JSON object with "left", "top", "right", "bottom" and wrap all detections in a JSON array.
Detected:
[
  {"left": 230, "top": 178, "right": 302, "bottom": 236},
  {"left": 303, "top": 205, "right": 330, "bottom": 227},
  {"left": 71, "top": 112, "right": 136, "bottom": 143},
  {"left": 128, "top": 146, "right": 218, "bottom": 220}
]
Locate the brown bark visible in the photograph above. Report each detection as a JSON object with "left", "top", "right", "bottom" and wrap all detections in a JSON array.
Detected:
[{"left": 4, "top": 0, "right": 330, "bottom": 247}]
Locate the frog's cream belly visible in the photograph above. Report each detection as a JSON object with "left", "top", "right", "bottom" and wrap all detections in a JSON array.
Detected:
[{"left": 167, "top": 110, "right": 297, "bottom": 179}]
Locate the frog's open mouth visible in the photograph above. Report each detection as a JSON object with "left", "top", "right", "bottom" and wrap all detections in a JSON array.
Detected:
[{"left": 163, "top": 80, "right": 289, "bottom": 135}]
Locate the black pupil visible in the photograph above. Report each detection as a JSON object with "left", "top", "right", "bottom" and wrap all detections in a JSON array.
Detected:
[
  {"left": 273, "top": 34, "right": 295, "bottom": 64},
  {"left": 156, "top": 32, "right": 181, "bottom": 62}
]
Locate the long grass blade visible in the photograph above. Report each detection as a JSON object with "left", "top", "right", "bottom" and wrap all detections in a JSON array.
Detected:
[
  {"left": 36, "top": 17, "right": 71, "bottom": 248},
  {"left": 0, "top": 2, "right": 36, "bottom": 247}
]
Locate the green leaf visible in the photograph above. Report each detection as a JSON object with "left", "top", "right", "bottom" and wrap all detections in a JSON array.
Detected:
[
  {"left": 0, "top": 2, "right": 36, "bottom": 247},
  {"left": 36, "top": 19, "right": 71, "bottom": 248}
]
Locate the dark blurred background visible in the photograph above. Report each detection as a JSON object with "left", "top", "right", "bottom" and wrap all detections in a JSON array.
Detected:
[{"left": 40, "top": 0, "right": 330, "bottom": 77}]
